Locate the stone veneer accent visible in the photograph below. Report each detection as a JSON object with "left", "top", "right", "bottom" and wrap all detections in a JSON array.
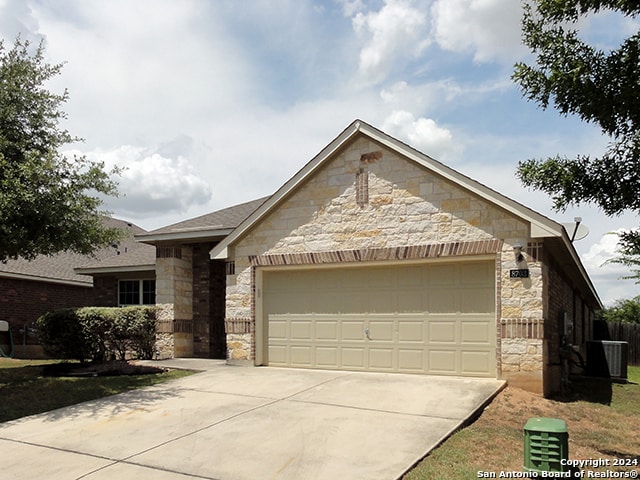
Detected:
[
  {"left": 155, "top": 245, "right": 194, "bottom": 357},
  {"left": 225, "top": 135, "right": 540, "bottom": 378},
  {"left": 248, "top": 239, "right": 503, "bottom": 266}
]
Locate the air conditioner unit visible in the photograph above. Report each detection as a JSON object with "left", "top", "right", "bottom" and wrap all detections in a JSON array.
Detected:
[{"left": 586, "top": 341, "right": 628, "bottom": 380}]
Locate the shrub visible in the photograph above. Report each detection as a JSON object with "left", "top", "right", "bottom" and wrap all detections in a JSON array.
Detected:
[
  {"left": 35, "top": 309, "right": 90, "bottom": 362},
  {"left": 36, "top": 306, "right": 157, "bottom": 362}
]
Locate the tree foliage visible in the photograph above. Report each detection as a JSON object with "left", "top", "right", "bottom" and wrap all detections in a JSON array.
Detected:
[
  {"left": 0, "top": 37, "right": 121, "bottom": 261},
  {"left": 597, "top": 295, "right": 640, "bottom": 324},
  {"left": 513, "top": 1, "right": 640, "bottom": 275}
]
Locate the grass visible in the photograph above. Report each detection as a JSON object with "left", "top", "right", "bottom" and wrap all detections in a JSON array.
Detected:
[
  {"left": 0, "top": 358, "right": 194, "bottom": 423},
  {"left": 403, "top": 366, "right": 640, "bottom": 480}
]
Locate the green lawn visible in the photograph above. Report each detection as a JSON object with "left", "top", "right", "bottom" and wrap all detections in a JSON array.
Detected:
[
  {"left": 0, "top": 358, "right": 194, "bottom": 423},
  {"left": 403, "top": 366, "right": 640, "bottom": 479}
]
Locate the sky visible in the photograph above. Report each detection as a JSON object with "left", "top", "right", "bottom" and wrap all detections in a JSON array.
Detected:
[{"left": 1, "top": 0, "right": 639, "bottom": 306}]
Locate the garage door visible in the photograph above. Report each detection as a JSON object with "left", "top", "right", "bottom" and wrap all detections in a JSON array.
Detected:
[{"left": 262, "top": 261, "right": 496, "bottom": 377}]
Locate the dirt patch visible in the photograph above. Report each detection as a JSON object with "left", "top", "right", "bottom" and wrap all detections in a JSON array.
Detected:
[{"left": 42, "top": 360, "right": 167, "bottom": 377}]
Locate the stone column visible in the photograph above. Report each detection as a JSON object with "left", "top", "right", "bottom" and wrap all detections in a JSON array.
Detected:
[{"left": 155, "top": 244, "right": 194, "bottom": 358}]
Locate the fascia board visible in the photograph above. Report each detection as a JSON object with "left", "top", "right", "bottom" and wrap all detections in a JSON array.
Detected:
[
  {"left": 136, "top": 228, "right": 234, "bottom": 245},
  {"left": 74, "top": 264, "right": 156, "bottom": 276},
  {"left": 0, "top": 271, "right": 91, "bottom": 287}
]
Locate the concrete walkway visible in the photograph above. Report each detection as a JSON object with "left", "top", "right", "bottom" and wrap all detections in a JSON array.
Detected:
[{"left": 0, "top": 362, "right": 504, "bottom": 480}]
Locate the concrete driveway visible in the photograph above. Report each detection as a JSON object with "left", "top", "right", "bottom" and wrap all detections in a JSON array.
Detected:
[{"left": 0, "top": 360, "right": 504, "bottom": 480}]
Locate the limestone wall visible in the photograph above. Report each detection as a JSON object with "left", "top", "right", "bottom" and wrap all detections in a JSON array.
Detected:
[
  {"left": 225, "top": 135, "right": 542, "bottom": 377},
  {"left": 155, "top": 245, "right": 194, "bottom": 358}
]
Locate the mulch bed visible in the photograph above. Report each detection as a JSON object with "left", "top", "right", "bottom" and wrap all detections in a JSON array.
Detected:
[{"left": 42, "top": 360, "right": 167, "bottom": 377}]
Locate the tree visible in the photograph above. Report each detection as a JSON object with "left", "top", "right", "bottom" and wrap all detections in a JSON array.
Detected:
[
  {"left": 0, "top": 37, "right": 121, "bottom": 261},
  {"left": 597, "top": 295, "right": 640, "bottom": 324},
  {"left": 512, "top": 1, "right": 640, "bottom": 279}
]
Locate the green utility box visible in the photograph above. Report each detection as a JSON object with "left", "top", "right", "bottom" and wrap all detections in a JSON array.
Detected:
[{"left": 523, "top": 417, "right": 569, "bottom": 473}]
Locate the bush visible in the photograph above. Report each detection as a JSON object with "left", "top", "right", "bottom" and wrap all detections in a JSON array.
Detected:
[{"left": 36, "top": 306, "right": 157, "bottom": 362}]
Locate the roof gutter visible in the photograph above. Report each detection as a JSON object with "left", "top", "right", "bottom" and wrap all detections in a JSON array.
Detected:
[
  {"left": 136, "top": 228, "right": 234, "bottom": 245},
  {"left": 74, "top": 264, "right": 156, "bottom": 276}
]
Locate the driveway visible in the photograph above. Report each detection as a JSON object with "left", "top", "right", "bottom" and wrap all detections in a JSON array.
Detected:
[{"left": 0, "top": 361, "right": 504, "bottom": 480}]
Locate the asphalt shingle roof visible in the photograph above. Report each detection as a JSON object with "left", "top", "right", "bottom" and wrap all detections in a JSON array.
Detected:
[
  {"left": 140, "top": 196, "right": 270, "bottom": 237},
  {"left": 0, "top": 218, "right": 153, "bottom": 285}
]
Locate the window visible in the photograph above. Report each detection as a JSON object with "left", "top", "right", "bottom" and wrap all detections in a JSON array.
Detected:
[
  {"left": 356, "top": 167, "right": 369, "bottom": 207},
  {"left": 118, "top": 279, "right": 156, "bottom": 306}
]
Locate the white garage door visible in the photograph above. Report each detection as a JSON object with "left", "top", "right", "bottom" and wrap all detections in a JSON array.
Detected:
[{"left": 262, "top": 261, "right": 496, "bottom": 377}]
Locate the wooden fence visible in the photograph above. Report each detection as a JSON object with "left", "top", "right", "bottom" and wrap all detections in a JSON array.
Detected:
[{"left": 593, "top": 320, "right": 640, "bottom": 366}]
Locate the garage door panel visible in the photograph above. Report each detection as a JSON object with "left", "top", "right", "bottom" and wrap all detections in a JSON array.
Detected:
[
  {"left": 369, "top": 319, "right": 394, "bottom": 341},
  {"left": 429, "top": 264, "right": 457, "bottom": 285},
  {"left": 269, "top": 318, "right": 288, "bottom": 340},
  {"left": 461, "top": 262, "right": 493, "bottom": 285},
  {"left": 460, "top": 350, "right": 492, "bottom": 375},
  {"left": 429, "top": 350, "right": 457, "bottom": 374},
  {"left": 342, "top": 348, "right": 365, "bottom": 368},
  {"left": 398, "top": 349, "right": 425, "bottom": 371},
  {"left": 369, "top": 348, "right": 394, "bottom": 369},
  {"left": 460, "top": 319, "right": 492, "bottom": 344},
  {"left": 341, "top": 320, "right": 366, "bottom": 341},
  {"left": 290, "top": 320, "right": 312, "bottom": 340},
  {"left": 268, "top": 345, "right": 287, "bottom": 365},
  {"left": 429, "top": 320, "right": 457, "bottom": 343},
  {"left": 429, "top": 290, "right": 458, "bottom": 313},
  {"left": 398, "top": 320, "right": 425, "bottom": 342},
  {"left": 369, "top": 291, "right": 395, "bottom": 313},
  {"left": 315, "top": 320, "right": 338, "bottom": 340},
  {"left": 315, "top": 347, "right": 338, "bottom": 367},
  {"left": 397, "top": 290, "right": 425, "bottom": 312},
  {"left": 264, "top": 261, "right": 496, "bottom": 377},
  {"left": 460, "top": 288, "right": 494, "bottom": 313},
  {"left": 290, "top": 346, "right": 312, "bottom": 366}
]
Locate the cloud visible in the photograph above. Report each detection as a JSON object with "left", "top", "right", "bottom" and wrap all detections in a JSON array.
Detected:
[
  {"left": 582, "top": 230, "right": 625, "bottom": 274},
  {"left": 28, "top": 0, "right": 252, "bottom": 148},
  {"left": 431, "top": 0, "right": 526, "bottom": 63},
  {"left": 351, "top": 0, "right": 430, "bottom": 84},
  {"left": 337, "top": 0, "right": 366, "bottom": 17},
  {"left": 80, "top": 143, "right": 212, "bottom": 216},
  {"left": 382, "top": 110, "right": 459, "bottom": 161},
  {"left": 580, "top": 230, "right": 640, "bottom": 305}
]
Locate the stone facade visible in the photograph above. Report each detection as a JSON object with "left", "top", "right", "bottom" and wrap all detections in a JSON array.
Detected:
[
  {"left": 153, "top": 242, "right": 227, "bottom": 359},
  {"left": 224, "top": 135, "right": 544, "bottom": 382},
  {"left": 156, "top": 244, "right": 194, "bottom": 357}
]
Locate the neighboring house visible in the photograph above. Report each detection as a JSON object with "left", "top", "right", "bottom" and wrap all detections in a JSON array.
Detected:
[{"left": 0, "top": 218, "right": 153, "bottom": 358}]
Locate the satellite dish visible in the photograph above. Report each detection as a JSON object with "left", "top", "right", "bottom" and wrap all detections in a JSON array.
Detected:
[{"left": 562, "top": 218, "right": 590, "bottom": 242}]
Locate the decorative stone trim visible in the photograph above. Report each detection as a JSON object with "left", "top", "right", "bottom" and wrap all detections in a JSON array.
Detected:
[
  {"left": 225, "top": 317, "right": 253, "bottom": 334},
  {"left": 156, "top": 319, "right": 174, "bottom": 333},
  {"left": 500, "top": 318, "right": 543, "bottom": 339},
  {"left": 249, "top": 239, "right": 503, "bottom": 266},
  {"left": 156, "top": 246, "right": 182, "bottom": 259},
  {"left": 173, "top": 319, "right": 193, "bottom": 334}
]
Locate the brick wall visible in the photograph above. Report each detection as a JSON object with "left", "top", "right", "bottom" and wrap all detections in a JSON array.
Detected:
[
  {"left": 0, "top": 277, "right": 92, "bottom": 355},
  {"left": 92, "top": 275, "right": 119, "bottom": 307},
  {"left": 542, "top": 243, "right": 596, "bottom": 396},
  {"left": 191, "top": 242, "right": 227, "bottom": 359}
]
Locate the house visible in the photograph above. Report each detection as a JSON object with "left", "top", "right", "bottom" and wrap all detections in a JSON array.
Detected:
[
  {"left": 0, "top": 218, "right": 154, "bottom": 358},
  {"left": 77, "top": 198, "right": 268, "bottom": 359},
  {"left": 85, "top": 120, "right": 601, "bottom": 396}
]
